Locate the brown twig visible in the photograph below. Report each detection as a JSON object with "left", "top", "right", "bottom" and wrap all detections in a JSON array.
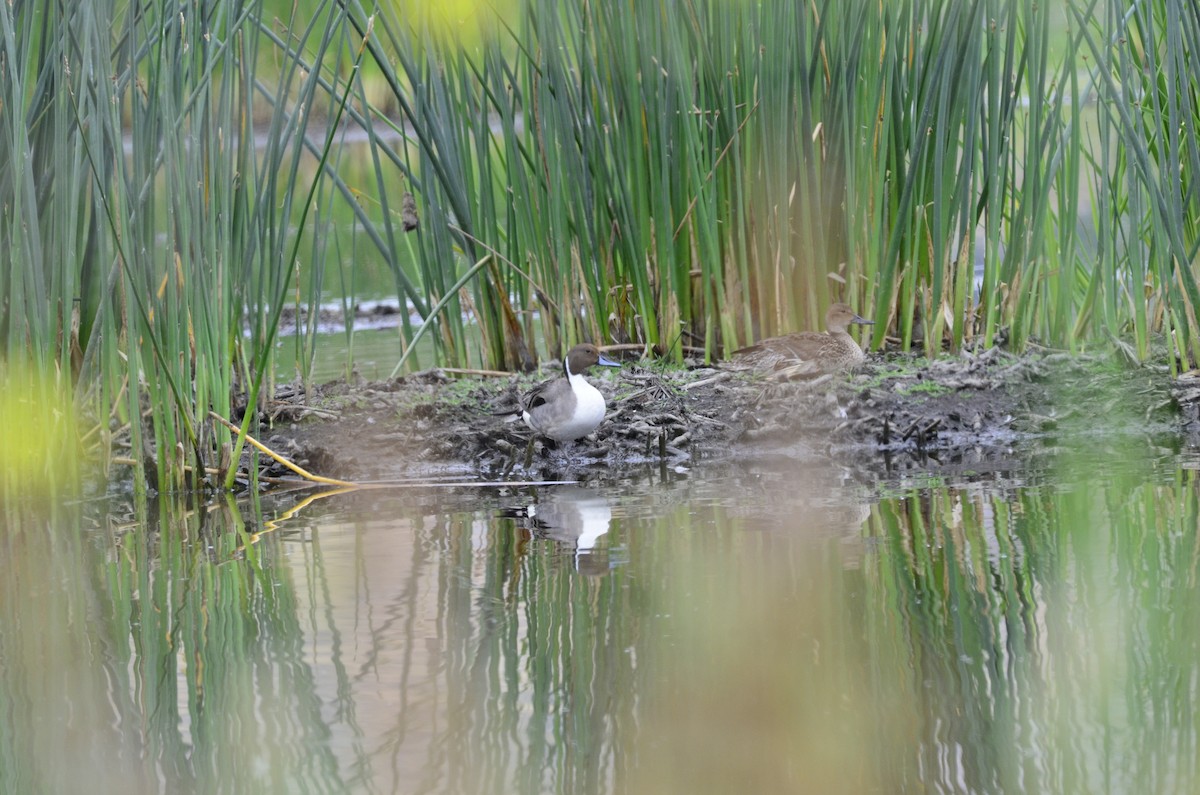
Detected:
[{"left": 438, "top": 367, "right": 514, "bottom": 377}]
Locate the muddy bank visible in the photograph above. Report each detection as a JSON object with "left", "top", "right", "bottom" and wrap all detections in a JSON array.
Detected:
[{"left": 251, "top": 343, "right": 1191, "bottom": 484}]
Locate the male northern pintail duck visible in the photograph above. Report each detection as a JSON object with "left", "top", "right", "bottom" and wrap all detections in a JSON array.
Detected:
[
  {"left": 522, "top": 344, "right": 621, "bottom": 441},
  {"left": 734, "top": 302, "right": 873, "bottom": 375}
]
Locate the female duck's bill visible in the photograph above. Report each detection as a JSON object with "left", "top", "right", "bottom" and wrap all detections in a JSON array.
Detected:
[{"left": 521, "top": 344, "right": 621, "bottom": 442}]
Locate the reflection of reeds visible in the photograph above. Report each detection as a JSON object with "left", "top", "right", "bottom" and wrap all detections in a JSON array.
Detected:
[
  {"left": 8, "top": 458, "right": 1200, "bottom": 790},
  {"left": 868, "top": 468, "right": 1200, "bottom": 792},
  {"left": 0, "top": 496, "right": 351, "bottom": 793}
]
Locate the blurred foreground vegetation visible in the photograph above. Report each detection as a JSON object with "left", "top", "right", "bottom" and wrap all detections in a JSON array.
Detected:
[{"left": 1, "top": 0, "right": 1199, "bottom": 490}]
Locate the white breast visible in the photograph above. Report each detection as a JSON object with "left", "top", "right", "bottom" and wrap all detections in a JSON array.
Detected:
[{"left": 547, "top": 375, "right": 607, "bottom": 441}]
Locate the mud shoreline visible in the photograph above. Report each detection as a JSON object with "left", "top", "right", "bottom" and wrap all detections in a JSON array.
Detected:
[{"left": 243, "top": 342, "right": 1194, "bottom": 486}]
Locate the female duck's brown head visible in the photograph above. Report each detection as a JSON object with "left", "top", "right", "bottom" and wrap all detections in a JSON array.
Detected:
[{"left": 823, "top": 303, "right": 873, "bottom": 335}]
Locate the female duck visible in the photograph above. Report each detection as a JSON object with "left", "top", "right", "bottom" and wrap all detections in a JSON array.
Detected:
[
  {"left": 734, "top": 302, "right": 873, "bottom": 375},
  {"left": 522, "top": 344, "right": 621, "bottom": 441}
]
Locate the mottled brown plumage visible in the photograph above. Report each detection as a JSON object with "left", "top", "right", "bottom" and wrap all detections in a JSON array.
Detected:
[{"left": 733, "top": 303, "right": 873, "bottom": 375}]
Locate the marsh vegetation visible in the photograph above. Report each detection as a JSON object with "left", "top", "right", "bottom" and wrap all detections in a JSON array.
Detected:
[
  {"left": 2, "top": 0, "right": 1200, "bottom": 492},
  {"left": 8, "top": 3, "right": 1200, "bottom": 792}
]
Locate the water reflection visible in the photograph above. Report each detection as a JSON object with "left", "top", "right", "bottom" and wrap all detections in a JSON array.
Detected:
[
  {"left": 500, "top": 485, "right": 616, "bottom": 575},
  {"left": 5, "top": 458, "right": 1200, "bottom": 792},
  {"left": 0, "top": 495, "right": 348, "bottom": 794},
  {"left": 867, "top": 465, "right": 1200, "bottom": 793}
]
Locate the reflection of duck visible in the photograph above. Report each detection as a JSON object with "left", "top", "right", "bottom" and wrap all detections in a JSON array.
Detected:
[
  {"left": 733, "top": 303, "right": 873, "bottom": 375},
  {"left": 502, "top": 486, "right": 615, "bottom": 574},
  {"left": 727, "top": 458, "right": 875, "bottom": 567},
  {"left": 521, "top": 344, "right": 621, "bottom": 441}
]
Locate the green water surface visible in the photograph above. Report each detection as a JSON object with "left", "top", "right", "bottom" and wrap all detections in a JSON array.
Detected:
[{"left": 3, "top": 449, "right": 1199, "bottom": 794}]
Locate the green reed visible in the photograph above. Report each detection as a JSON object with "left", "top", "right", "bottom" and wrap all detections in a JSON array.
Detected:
[
  {"left": 0, "top": 0, "right": 359, "bottom": 491},
  {"left": 8, "top": 0, "right": 1200, "bottom": 490},
  {"left": 1068, "top": 0, "right": 1200, "bottom": 368},
  {"left": 338, "top": 0, "right": 1076, "bottom": 363},
  {"left": 343, "top": 0, "right": 1200, "bottom": 364}
]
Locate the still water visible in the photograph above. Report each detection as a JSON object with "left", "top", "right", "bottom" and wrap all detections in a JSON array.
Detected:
[{"left": 4, "top": 447, "right": 1200, "bottom": 794}]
